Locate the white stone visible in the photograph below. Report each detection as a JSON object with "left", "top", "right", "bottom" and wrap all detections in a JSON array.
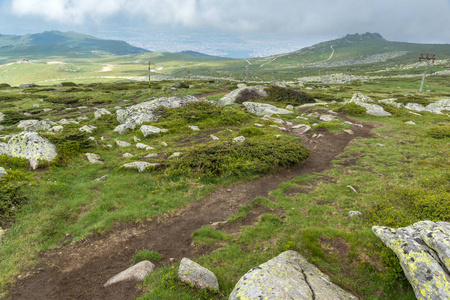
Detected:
[
  {"left": 136, "top": 143, "right": 154, "bottom": 151},
  {"left": 79, "top": 125, "right": 97, "bottom": 133},
  {"left": 0, "top": 167, "right": 7, "bottom": 178},
  {"left": 104, "top": 261, "right": 155, "bottom": 287},
  {"left": 233, "top": 136, "right": 245, "bottom": 143},
  {"left": 122, "top": 153, "right": 133, "bottom": 158},
  {"left": 143, "top": 153, "right": 158, "bottom": 159},
  {"left": 116, "top": 140, "right": 131, "bottom": 147},
  {"left": 94, "top": 108, "right": 112, "bottom": 119},
  {"left": 140, "top": 125, "right": 168, "bottom": 137},
  {"left": 85, "top": 153, "right": 103, "bottom": 164},
  {"left": 113, "top": 122, "right": 136, "bottom": 135},
  {"left": 121, "top": 161, "right": 160, "bottom": 172},
  {"left": 168, "top": 152, "right": 182, "bottom": 159},
  {"left": 349, "top": 211, "right": 363, "bottom": 217},
  {"left": 188, "top": 125, "right": 200, "bottom": 131},
  {"left": 319, "top": 115, "right": 337, "bottom": 122},
  {"left": 405, "top": 121, "right": 416, "bottom": 125},
  {"left": 178, "top": 258, "right": 219, "bottom": 290}
]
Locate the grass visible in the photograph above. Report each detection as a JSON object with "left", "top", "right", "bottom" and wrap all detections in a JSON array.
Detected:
[{"left": 0, "top": 76, "right": 449, "bottom": 299}]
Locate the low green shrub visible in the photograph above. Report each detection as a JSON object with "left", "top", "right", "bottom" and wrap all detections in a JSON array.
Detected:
[
  {"left": 239, "top": 127, "right": 265, "bottom": 137},
  {"left": 383, "top": 106, "right": 409, "bottom": 117},
  {"left": 0, "top": 83, "right": 11, "bottom": 89},
  {"left": 338, "top": 103, "right": 366, "bottom": 116},
  {"left": 1, "top": 111, "right": 41, "bottom": 125},
  {"left": 47, "top": 96, "right": 80, "bottom": 105},
  {"left": 133, "top": 250, "right": 163, "bottom": 264},
  {"left": 235, "top": 89, "right": 263, "bottom": 104},
  {"left": 60, "top": 82, "right": 77, "bottom": 87},
  {"left": 427, "top": 125, "right": 450, "bottom": 139},
  {"left": 0, "top": 170, "right": 30, "bottom": 224},
  {"left": 167, "top": 136, "right": 310, "bottom": 178},
  {"left": 0, "top": 155, "right": 29, "bottom": 169},
  {"left": 86, "top": 114, "right": 119, "bottom": 134},
  {"left": 192, "top": 225, "right": 226, "bottom": 245},
  {"left": 265, "top": 86, "right": 315, "bottom": 105}
]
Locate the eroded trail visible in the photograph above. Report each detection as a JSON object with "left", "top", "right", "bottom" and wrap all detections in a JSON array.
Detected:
[{"left": 8, "top": 111, "right": 374, "bottom": 300}]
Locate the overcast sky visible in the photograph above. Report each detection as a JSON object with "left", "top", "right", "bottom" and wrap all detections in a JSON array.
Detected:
[{"left": 0, "top": 0, "right": 449, "bottom": 56}]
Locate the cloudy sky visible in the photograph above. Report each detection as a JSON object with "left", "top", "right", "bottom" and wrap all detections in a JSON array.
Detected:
[{"left": 0, "top": 0, "right": 449, "bottom": 57}]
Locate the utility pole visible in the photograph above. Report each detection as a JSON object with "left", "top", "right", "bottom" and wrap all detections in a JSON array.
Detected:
[
  {"left": 419, "top": 53, "right": 435, "bottom": 93},
  {"left": 347, "top": 68, "right": 353, "bottom": 84}
]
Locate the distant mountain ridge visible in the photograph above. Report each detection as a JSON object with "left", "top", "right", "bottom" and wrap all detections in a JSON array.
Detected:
[{"left": 0, "top": 31, "right": 149, "bottom": 60}]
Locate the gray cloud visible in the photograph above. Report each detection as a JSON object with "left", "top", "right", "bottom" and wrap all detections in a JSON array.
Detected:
[{"left": 6, "top": 0, "right": 450, "bottom": 43}]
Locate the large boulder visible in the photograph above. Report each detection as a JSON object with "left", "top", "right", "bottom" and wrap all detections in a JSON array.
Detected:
[
  {"left": 104, "top": 261, "right": 154, "bottom": 287},
  {"left": 113, "top": 122, "right": 136, "bottom": 135},
  {"left": 243, "top": 102, "right": 292, "bottom": 116},
  {"left": 140, "top": 125, "right": 168, "bottom": 137},
  {"left": 178, "top": 258, "right": 219, "bottom": 291},
  {"left": 17, "top": 119, "right": 54, "bottom": 132},
  {"left": 218, "top": 85, "right": 268, "bottom": 106},
  {"left": 425, "top": 99, "right": 450, "bottom": 114},
  {"left": 356, "top": 103, "right": 391, "bottom": 116},
  {"left": 229, "top": 250, "right": 357, "bottom": 300},
  {"left": 120, "top": 161, "right": 160, "bottom": 172},
  {"left": 116, "top": 95, "right": 199, "bottom": 125},
  {"left": 94, "top": 108, "right": 112, "bottom": 119},
  {"left": 6, "top": 132, "right": 58, "bottom": 169},
  {"left": 372, "top": 221, "right": 450, "bottom": 300},
  {"left": 405, "top": 103, "right": 426, "bottom": 112}
]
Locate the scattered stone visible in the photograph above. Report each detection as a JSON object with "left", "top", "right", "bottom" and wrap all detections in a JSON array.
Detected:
[
  {"left": 94, "top": 108, "right": 112, "bottom": 119},
  {"left": 405, "top": 121, "right": 416, "bottom": 125},
  {"left": 85, "top": 153, "right": 103, "bottom": 164},
  {"left": 133, "top": 136, "right": 140, "bottom": 142},
  {"left": 140, "top": 125, "right": 168, "bottom": 137},
  {"left": 271, "top": 118, "right": 285, "bottom": 125},
  {"left": 229, "top": 250, "right": 357, "bottom": 300},
  {"left": 122, "top": 153, "right": 133, "bottom": 158},
  {"left": 136, "top": 143, "right": 154, "bottom": 151},
  {"left": 349, "top": 211, "right": 363, "bottom": 217},
  {"left": 168, "top": 152, "right": 182, "bottom": 159},
  {"left": 43, "top": 108, "right": 53, "bottom": 113},
  {"left": 161, "top": 142, "right": 168, "bottom": 147},
  {"left": 344, "top": 93, "right": 374, "bottom": 104},
  {"left": 32, "top": 104, "right": 40, "bottom": 108},
  {"left": 409, "top": 111, "right": 422, "bottom": 116},
  {"left": 116, "top": 140, "right": 131, "bottom": 147},
  {"left": 243, "top": 102, "right": 292, "bottom": 116},
  {"left": 17, "top": 120, "right": 53, "bottom": 132},
  {"left": 50, "top": 125, "right": 64, "bottom": 133},
  {"left": 58, "top": 119, "right": 70, "bottom": 125},
  {"left": 286, "top": 105, "right": 294, "bottom": 110},
  {"left": 379, "top": 98, "right": 404, "bottom": 108},
  {"left": 113, "top": 122, "right": 136, "bottom": 135},
  {"left": 0, "top": 167, "right": 7, "bottom": 178},
  {"left": 79, "top": 125, "right": 96, "bottom": 134},
  {"left": 19, "top": 83, "right": 36, "bottom": 88},
  {"left": 104, "top": 261, "right": 155, "bottom": 287},
  {"left": 178, "top": 258, "right": 219, "bottom": 291},
  {"left": 94, "top": 175, "right": 108, "bottom": 182},
  {"left": 254, "top": 123, "right": 264, "bottom": 127},
  {"left": 77, "top": 106, "right": 88, "bottom": 110},
  {"left": 88, "top": 137, "right": 96, "bottom": 142},
  {"left": 343, "top": 129, "right": 354, "bottom": 135},
  {"left": 142, "top": 153, "right": 158, "bottom": 159},
  {"left": 121, "top": 161, "right": 160, "bottom": 172},
  {"left": 405, "top": 103, "right": 426, "bottom": 112},
  {"left": 319, "top": 115, "right": 337, "bottom": 122},
  {"left": 376, "top": 143, "right": 385, "bottom": 147},
  {"left": 6, "top": 132, "right": 58, "bottom": 169},
  {"left": 372, "top": 221, "right": 450, "bottom": 300},
  {"left": 233, "top": 136, "right": 245, "bottom": 143},
  {"left": 210, "top": 135, "right": 219, "bottom": 140},
  {"left": 347, "top": 185, "right": 358, "bottom": 193},
  {"left": 116, "top": 95, "right": 200, "bottom": 125},
  {"left": 292, "top": 126, "right": 311, "bottom": 135},
  {"left": 188, "top": 125, "right": 200, "bottom": 131}
]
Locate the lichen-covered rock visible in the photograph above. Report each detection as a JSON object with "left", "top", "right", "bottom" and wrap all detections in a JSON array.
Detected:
[
  {"left": 243, "top": 102, "right": 292, "bottom": 116},
  {"left": 0, "top": 166, "right": 7, "bottom": 178},
  {"left": 229, "top": 250, "right": 357, "bottom": 300},
  {"left": 79, "top": 125, "right": 97, "bottom": 133},
  {"left": 218, "top": 85, "right": 268, "bottom": 106},
  {"left": 168, "top": 152, "right": 182, "bottom": 159},
  {"left": 7, "top": 132, "right": 57, "bottom": 168},
  {"left": 372, "top": 221, "right": 450, "bottom": 300},
  {"left": 120, "top": 161, "right": 160, "bottom": 172},
  {"left": 94, "top": 108, "right": 112, "bottom": 119},
  {"left": 425, "top": 99, "right": 450, "bottom": 114},
  {"left": 379, "top": 98, "right": 404, "bottom": 108},
  {"left": 188, "top": 125, "right": 200, "bottom": 131},
  {"left": 0, "top": 112, "right": 4, "bottom": 123},
  {"left": 116, "top": 140, "right": 131, "bottom": 147},
  {"left": 85, "top": 153, "right": 103, "bottom": 164},
  {"left": 344, "top": 93, "right": 374, "bottom": 104},
  {"left": 50, "top": 125, "right": 64, "bottom": 133},
  {"left": 17, "top": 119, "right": 54, "bottom": 132},
  {"left": 104, "top": 261, "right": 154, "bottom": 287},
  {"left": 116, "top": 95, "right": 199, "bottom": 125},
  {"left": 233, "top": 136, "right": 245, "bottom": 143},
  {"left": 319, "top": 115, "right": 337, "bottom": 122},
  {"left": 178, "top": 258, "right": 219, "bottom": 290},
  {"left": 140, "top": 125, "right": 168, "bottom": 137},
  {"left": 356, "top": 103, "right": 391, "bottom": 116},
  {"left": 113, "top": 122, "right": 136, "bottom": 135},
  {"left": 405, "top": 103, "right": 426, "bottom": 112},
  {"left": 0, "top": 142, "right": 9, "bottom": 156},
  {"left": 136, "top": 143, "right": 154, "bottom": 150}
]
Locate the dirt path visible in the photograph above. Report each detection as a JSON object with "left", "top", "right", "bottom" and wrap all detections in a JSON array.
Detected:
[{"left": 8, "top": 110, "right": 374, "bottom": 300}]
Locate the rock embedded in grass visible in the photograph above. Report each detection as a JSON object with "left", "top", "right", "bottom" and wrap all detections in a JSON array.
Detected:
[
  {"left": 178, "top": 258, "right": 219, "bottom": 291},
  {"left": 104, "top": 260, "right": 154, "bottom": 287},
  {"left": 0, "top": 167, "right": 6, "bottom": 178},
  {"left": 140, "top": 125, "right": 168, "bottom": 137},
  {"left": 115, "top": 140, "right": 131, "bottom": 147},
  {"left": 94, "top": 108, "right": 112, "bottom": 119},
  {"left": 121, "top": 161, "right": 160, "bottom": 172},
  {"left": 79, "top": 125, "right": 97, "bottom": 133},
  {"left": 85, "top": 153, "right": 103, "bottom": 164}
]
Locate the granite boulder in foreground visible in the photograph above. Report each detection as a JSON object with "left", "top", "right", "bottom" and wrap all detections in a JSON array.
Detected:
[
  {"left": 372, "top": 221, "right": 450, "bottom": 300},
  {"left": 229, "top": 250, "right": 357, "bottom": 300}
]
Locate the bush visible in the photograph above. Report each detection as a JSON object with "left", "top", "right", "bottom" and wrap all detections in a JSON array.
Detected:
[
  {"left": 133, "top": 250, "right": 163, "bottom": 264},
  {"left": 1, "top": 111, "right": 41, "bottom": 125},
  {"left": 239, "top": 127, "right": 265, "bottom": 137},
  {"left": 265, "top": 86, "right": 315, "bottom": 105},
  {"left": 167, "top": 136, "right": 310, "bottom": 178},
  {"left": 338, "top": 103, "right": 366, "bottom": 116},
  {"left": 0, "top": 83, "right": 11, "bottom": 89},
  {"left": 60, "top": 82, "right": 77, "bottom": 87},
  {"left": 427, "top": 125, "right": 450, "bottom": 139},
  {"left": 0, "top": 170, "right": 30, "bottom": 224},
  {"left": 0, "top": 156, "right": 29, "bottom": 169},
  {"left": 235, "top": 89, "right": 263, "bottom": 104},
  {"left": 47, "top": 96, "right": 80, "bottom": 105}
]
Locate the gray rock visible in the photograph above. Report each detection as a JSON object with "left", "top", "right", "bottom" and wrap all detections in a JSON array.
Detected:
[
  {"left": 58, "top": 119, "right": 70, "bottom": 125},
  {"left": 116, "top": 140, "right": 131, "bottom": 147},
  {"left": 79, "top": 125, "right": 97, "bottom": 134},
  {"left": 425, "top": 99, "right": 450, "bottom": 114},
  {"left": 319, "top": 115, "right": 337, "bottom": 122},
  {"left": 122, "top": 153, "right": 133, "bottom": 158},
  {"left": 188, "top": 125, "right": 200, "bottom": 131},
  {"left": 243, "top": 102, "right": 292, "bottom": 116},
  {"left": 6, "top": 132, "right": 57, "bottom": 169},
  {"left": 343, "top": 129, "right": 354, "bottom": 135},
  {"left": 405, "top": 121, "right": 416, "bottom": 125},
  {"left": 17, "top": 119, "right": 53, "bottom": 132},
  {"left": 210, "top": 135, "right": 219, "bottom": 140},
  {"left": 168, "top": 152, "right": 182, "bottom": 159},
  {"left": 405, "top": 103, "right": 426, "bottom": 112},
  {"left": 43, "top": 108, "right": 53, "bottom": 113},
  {"left": 113, "top": 122, "right": 136, "bottom": 135},
  {"left": 104, "top": 261, "right": 154, "bottom": 287},
  {"left": 116, "top": 95, "right": 199, "bottom": 125},
  {"left": 373, "top": 221, "right": 450, "bottom": 300},
  {"left": 357, "top": 103, "right": 391, "bottom": 116},
  {"left": 379, "top": 98, "right": 404, "bottom": 108},
  {"left": 133, "top": 136, "right": 141, "bottom": 142},
  {"left": 286, "top": 105, "right": 294, "bottom": 110},
  {"left": 218, "top": 86, "right": 268, "bottom": 106},
  {"left": 0, "top": 112, "right": 4, "bottom": 123},
  {"left": 94, "top": 108, "right": 112, "bottom": 119},
  {"left": 50, "top": 125, "right": 64, "bottom": 133},
  {"left": 292, "top": 125, "right": 311, "bottom": 135},
  {"left": 121, "top": 161, "right": 160, "bottom": 172},
  {"left": 19, "top": 83, "right": 35, "bottom": 88},
  {"left": 178, "top": 258, "right": 219, "bottom": 290},
  {"left": 0, "top": 142, "right": 9, "bottom": 156},
  {"left": 344, "top": 93, "right": 374, "bottom": 104},
  {"left": 85, "top": 153, "right": 103, "bottom": 164},
  {"left": 94, "top": 175, "right": 108, "bottom": 182},
  {"left": 32, "top": 104, "right": 40, "bottom": 108},
  {"left": 229, "top": 250, "right": 357, "bottom": 300},
  {"left": 142, "top": 153, "right": 158, "bottom": 159},
  {"left": 77, "top": 106, "right": 88, "bottom": 110},
  {"left": 136, "top": 143, "right": 154, "bottom": 150},
  {"left": 140, "top": 125, "right": 168, "bottom": 137},
  {"left": 233, "top": 136, "right": 245, "bottom": 143},
  {"left": 0, "top": 167, "right": 7, "bottom": 178},
  {"left": 349, "top": 211, "right": 363, "bottom": 217}
]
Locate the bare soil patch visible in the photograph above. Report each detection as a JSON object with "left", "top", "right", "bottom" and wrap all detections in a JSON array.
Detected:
[{"left": 8, "top": 111, "right": 374, "bottom": 300}]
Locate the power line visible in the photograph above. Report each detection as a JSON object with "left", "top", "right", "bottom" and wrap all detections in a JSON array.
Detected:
[{"left": 418, "top": 53, "right": 435, "bottom": 93}]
